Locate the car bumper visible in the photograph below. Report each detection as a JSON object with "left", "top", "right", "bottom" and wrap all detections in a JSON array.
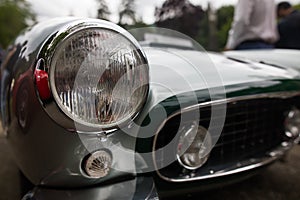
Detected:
[{"left": 22, "top": 176, "right": 159, "bottom": 200}]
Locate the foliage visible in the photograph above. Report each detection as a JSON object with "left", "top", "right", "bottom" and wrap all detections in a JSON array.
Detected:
[
  {"left": 154, "top": 0, "right": 205, "bottom": 39},
  {"left": 96, "top": 0, "right": 110, "bottom": 20},
  {"left": 153, "top": 0, "right": 234, "bottom": 51},
  {"left": 155, "top": 0, "right": 190, "bottom": 21},
  {"left": 197, "top": 5, "right": 234, "bottom": 51},
  {"left": 0, "top": 0, "right": 35, "bottom": 48},
  {"left": 216, "top": 5, "right": 234, "bottom": 50},
  {"left": 119, "top": 0, "right": 136, "bottom": 25},
  {"left": 196, "top": 11, "right": 209, "bottom": 48}
]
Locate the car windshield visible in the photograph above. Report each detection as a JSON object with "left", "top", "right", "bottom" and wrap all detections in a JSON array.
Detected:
[{"left": 128, "top": 28, "right": 202, "bottom": 51}]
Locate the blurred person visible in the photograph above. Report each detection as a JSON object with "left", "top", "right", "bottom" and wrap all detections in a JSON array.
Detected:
[
  {"left": 276, "top": 1, "right": 300, "bottom": 49},
  {"left": 225, "top": 0, "right": 278, "bottom": 50}
]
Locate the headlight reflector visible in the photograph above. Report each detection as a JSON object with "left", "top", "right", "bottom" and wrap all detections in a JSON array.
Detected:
[
  {"left": 50, "top": 28, "right": 149, "bottom": 129},
  {"left": 177, "top": 123, "right": 212, "bottom": 170}
]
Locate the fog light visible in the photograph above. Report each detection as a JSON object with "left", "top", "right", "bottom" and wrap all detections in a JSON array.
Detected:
[
  {"left": 84, "top": 150, "right": 112, "bottom": 178},
  {"left": 285, "top": 107, "right": 300, "bottom": 138},
  {"left": 177, "top": 122, "right": 212, "bottom": 170}
]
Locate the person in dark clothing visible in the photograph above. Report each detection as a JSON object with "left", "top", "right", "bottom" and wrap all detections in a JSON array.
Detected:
[{"left": 276, "top": 2, "right": 300, "bottom": 49}]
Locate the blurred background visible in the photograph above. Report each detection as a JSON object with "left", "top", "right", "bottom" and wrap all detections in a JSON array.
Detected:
[{"left": 1, "top": 0, "right": 300, "bottom": 52}]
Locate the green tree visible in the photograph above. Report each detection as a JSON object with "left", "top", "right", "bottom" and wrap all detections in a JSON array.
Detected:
[
  {"left": 155, "top": 0, "right": 205, "bottom": 39},
  {"left": 216, "top": 5, "right": 234, "bottom": 50},
  {"left": 96, "top": 0, "right": 110, "bottom": 20},
  {"left": 196, "top": 10, "right": 209, "bottom": 48},
  {"left": 119, "top": 0, "right": 136, "bottom": 25},
  {"left": 0, "top": 0, "right": 35, "bottom": 48}
]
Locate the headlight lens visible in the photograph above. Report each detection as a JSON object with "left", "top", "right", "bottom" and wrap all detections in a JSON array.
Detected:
[
  {"left": 50, "top": 28, "right": 149, "bottom": 129},
  {"left": 177, "top": 122, "right": 212, "bottom": 170}
]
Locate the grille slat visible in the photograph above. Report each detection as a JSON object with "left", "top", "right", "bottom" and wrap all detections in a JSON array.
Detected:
[{"left": 208, "top": 98, "right": 285, "bottom": 165}]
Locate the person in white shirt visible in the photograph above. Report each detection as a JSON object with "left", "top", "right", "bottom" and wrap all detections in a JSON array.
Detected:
[{"left": 225, "top": 0, "right": 279, "bottom": 50}]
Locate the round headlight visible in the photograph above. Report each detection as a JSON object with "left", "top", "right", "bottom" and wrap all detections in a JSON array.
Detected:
[
  {"left": 285, "top": 107, "right": 300, "bottom": 138},
  {"left": 49, "top": 27, "right": 149, "bottom": 129},
  {"left": 177, "top": 123, "right": 212, "bottom": 170}
]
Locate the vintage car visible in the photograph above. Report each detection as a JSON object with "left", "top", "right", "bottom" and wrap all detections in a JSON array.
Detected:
[{"left": 1, "top": 18, "right": 300, "bottom": 199}]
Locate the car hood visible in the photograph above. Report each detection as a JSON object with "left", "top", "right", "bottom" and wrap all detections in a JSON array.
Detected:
[
  {"left": 224, "top": 49, "right": 300, "bottom": 70},
  {"left": 144, "top": 47, "right": 300, "bottom": 105}
]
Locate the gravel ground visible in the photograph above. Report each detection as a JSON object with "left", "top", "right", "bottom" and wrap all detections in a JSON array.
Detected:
[
  {"left": 0, "top": 137, "right": 20, "bottom": 200},
  {"left": 191, "top": 146, "right": 300, "bottom": 200},
  {"left": 0, "top": 129, "right": 300, "bottom": 200}
]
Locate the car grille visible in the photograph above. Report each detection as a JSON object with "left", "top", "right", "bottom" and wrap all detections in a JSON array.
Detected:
[{"left": 154, "top": 94, "right": 300, "bottom": 181}]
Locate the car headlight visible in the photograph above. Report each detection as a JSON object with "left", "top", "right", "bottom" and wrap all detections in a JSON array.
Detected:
[
  {"left": 177, "top": 122, "right": 212, "bottom": 170},
  {"left": 39, "top": 20, "right": 149, "bottom": 130}
]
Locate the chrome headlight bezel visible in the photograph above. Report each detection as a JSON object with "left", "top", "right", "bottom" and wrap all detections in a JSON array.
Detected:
[{"left": 35, "top": 19, "right": 149, "bottom": 132}]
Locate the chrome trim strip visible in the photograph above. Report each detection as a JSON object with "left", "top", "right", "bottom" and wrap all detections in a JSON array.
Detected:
[
  {"left": 157, "top": 142, "right": 293, "bottom": 183},
  {"left": 152, "top": 91, "right": 300, "bottom": 183},
  {"left": 175, "top": 91, "right": 300, "bottom": 115}
]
